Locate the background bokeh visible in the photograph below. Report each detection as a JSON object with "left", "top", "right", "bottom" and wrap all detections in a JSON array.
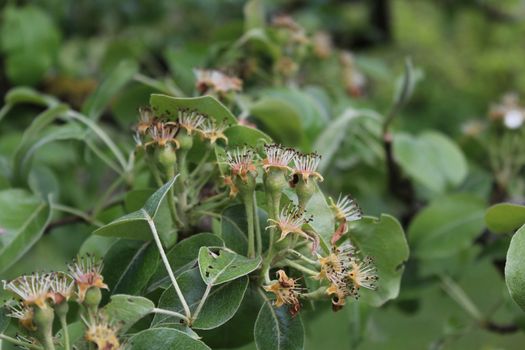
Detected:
[{"left": 1, "top": 0, "right": 525, "bottom": 349}]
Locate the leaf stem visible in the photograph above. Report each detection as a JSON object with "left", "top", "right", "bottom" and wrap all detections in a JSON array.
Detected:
[
  {"left": 58, "top": 315, "right": 71, "bottom": 350},
  {"left": 66, "top": 110, "right": 127, "bottom": 170},
  {"left": 285, "top": 249, "right": 319, "bottom": 266},
  {"left": 243, "top": 192, "right": 256, "bottom": 258},
  {"left": 151, "top": 307, "right": 188, "bottom": 321},
  {"left": 0, "top": 334, "right": 43, "bottom": 350},
  {"left": 192, "top": 282, "right": 213, "bottom": 324},
  {"left": 281, "top": 259, "right": 319, "bottom": 276},
  {"left": 52, "top": 204, "right": 104, "bottom": 228},
  {"left": 439, "top": 274, "right": 483, "bottom": 321},
  {"left": 253, "top": 191, "right": 262, "bottom": 256},
  {"left": 282, "top": 259, "right": 319, "bottom": 276},
  {"left": 144, "top": 210, "right": 191, "bottom": 320}
]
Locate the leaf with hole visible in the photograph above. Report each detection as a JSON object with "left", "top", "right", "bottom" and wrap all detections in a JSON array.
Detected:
[
  {"left": 198, "top": 246, "right": 261, "bottom": 285},
  {"left": 148, "top": 233, "right": 224, "bottom": 292}
]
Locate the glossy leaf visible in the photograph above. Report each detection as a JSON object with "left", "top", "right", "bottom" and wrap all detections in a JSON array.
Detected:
[
  {"left": 505, "top": 224, "right": 525, "bottom": 311},
  {"left": 150, "top": 94, "right": 237, "bottom": 124},
  {"left": 0, "top": 189, "right": 52, "bottom": 273},
  {"left": 148, "top": 233, "right": 224, "bottom": 291},
  {"left": 198, "top": 246, "right": 261, "bottom": 285},
  {"left": 153, "top": 269, "right": 248, "bottom": 330},
  {"left": 254, "top": 301, "right": 305, "bottom": 350},
  {"left": 348, "top": 214, "right": 409, "bottom": 306},
  {"left": 393, "top": 131, "right": 467, "bottom": 193},
  {"left": 486, "top": 203, "right": 525, "bottom": 234},
  {"left": 128, "top": 328, "right": 211, "bottom": 350},
  {"left": 408, "top": 194, "right": 485, "bottom": 259},
  {"left": 82, "top": 60, "right": 139, "bottom": 121},
  {"left": 102, "top": 240, "right": 159, "bottom": 296},
  {"left": 103, "top": 295, "right": 155, "bottom": 333},
  {"left": 94, "top": 177, "right": 177, "bottom": 240}
]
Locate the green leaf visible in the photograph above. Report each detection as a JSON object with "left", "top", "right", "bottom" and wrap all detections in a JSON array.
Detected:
[
  {"left": 150, "top": 94, "right": 237, "bottom": 125},
  {"left": 198, "top": 246, "right": 261, "bottom": 285},
  {"left": 0, "top": 5, "right": 60, "bottom": 85},
  {"left": 102, "top": 295, "right": 155, "bottom": 333},
  {"left": 200, "top": 283, "right": 263, "bottom": 348},
  {"left": 124, "top": 189, "right": 176, "bottom": 247},
  {"left": 254, "top": 301, "right": 304, "bottom": 350},
  {"left": 0, "top": 306, "right": 10, "bottom": 333},
  {"left": 314, "top": 108, "right": 382, "bottom": 173},
  {"left": 82, "top": 60, "right": 139, "bottom": 121},
  {"left": 408, "top": 194, "right": 485, "bottom": 259},
  {"left": 94, "top": 177, "right": 177, "bottom": 240},
  {"left": 12, "top": 104, "right": 70, "bottom": 185},
  {"left": 224, "top": 125, "right": 271, "bottom": 147},
  {"left": 304, "top": 184, "right": 335, "bottom": 251},
  {"left": 102, "top": 240, "right": 159, "bottom": 296},
  {"left": 4, "top": 87, "right": 58, "bottom": 107},
  {"left": 486, "top": 203, "right": 525, "bottom": 234},
  {"left": 348, "top": 214, "right": 409, "bottom": 306},
  {"left": 128, "top": 328, "right": 211, "bottom": 350},
  {"left": 0, "top": 189, "right": 52, "bottom": 273},
  {"left": 393, "top": 131, "right": 467, "bottom": 193},
  {"left": 505, "top": 224, "right": 525, "bottom": 311},
  {"left": 250, "top": 97, "right": 303, "bottom": 146},
  {"left": 153, "top": 269, "right": 248, "bottom": 330},
  {"left": 148, "top": 233, "right": 224, "bottom": 292}
]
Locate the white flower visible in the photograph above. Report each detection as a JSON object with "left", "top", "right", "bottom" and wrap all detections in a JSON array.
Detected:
[
  {"left": 293, "top": 152, "right": 323, "bottom": 182},
  {"left": 504, "top": 109, "right": 524, "bottom": 129},
  {"left": 263, "top": 144, "right": 295, "bottom": 172},
  {"left": 2, "top": 273, "right": 51, "bottom": 308}
]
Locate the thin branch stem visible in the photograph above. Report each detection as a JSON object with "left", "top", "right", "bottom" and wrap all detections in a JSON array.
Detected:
[
  {"left": 52, "top": 204, "right": 104, "bottom": 227},
  {"left": 0, "top": 334, "right": 43, "bottom": 350},
  {"left": 253, "top": 191, "right": 262, "bottom": 256},
  {"left": 282, "top": 259, "right": 319, "bottom": 276},
  {"left": 66, "top": 110, "right": 127, "bottom": 170},
  {"left": 143, "top": 210, "right": 191, "bottom": 319},
  {"left": 151, "top": 307, "right": 188, "bottom": 321},
  {"left": 243, "top": 192, "right": 256, "bottom": 258},
  {"left": 285, "top": 249, "right": 319, "bottom": 266},
  {"left": 192, "top": 283, "right": 213, "bottom": 323},
  {"left": 59, "top": 315, "right": 71, "bottom": 350}
]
